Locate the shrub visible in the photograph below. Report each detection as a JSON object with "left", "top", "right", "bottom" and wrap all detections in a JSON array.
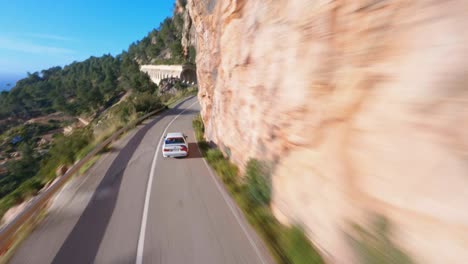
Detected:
[
  {"left": 281, "top": 226, "right": 324, "bottom": 264},
  {"left": 192, "top": 114, "right": 204, "bottom": 131},
  {"left": 0, "top": 178, "right": 43, "bottom": 219},
  {"left": 206, "top": 148, "right": 224, "bottom": 164},
  {"left": 215, "top": 160, "right": 238, "bottom": 189},
  {"left": 47, "top": 129, "right": 92, "bottom": 166},
  {"left": 347, "top": 215, "right": 413, "bottom": 264},
  {"left": 159, "top": 93, "right": 173, "bottom": 103},
  {"left": 204, "top": 148, "right": 239, "bottom": 191},
  {"left": 245, "top": 159, "right": 271, "bottom": 207},
  {"left": 251, "top": 206, "right": 286, "bottom": 258},
  {"left": 197, "top": 140, "right": 210, "bottom": 154},
  {"left": 131, "top": 92, "right": 163, "bottom": 113},
  {"left": 32, "top": 128, "right": 93, "bottom": 184},
  {"left": 192, "top": 115, "right": 204, "bottom": 142},
  {"left": 116, "top": 101, "right": 136, "bottom": 123}
]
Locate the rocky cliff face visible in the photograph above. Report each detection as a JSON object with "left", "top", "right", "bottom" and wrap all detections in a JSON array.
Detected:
[
  {"left": 186, "top": 0, "right": 468, "bottom": 263},
  {"left": 176, "top": 0, "right": 197, "bottom": 58}
]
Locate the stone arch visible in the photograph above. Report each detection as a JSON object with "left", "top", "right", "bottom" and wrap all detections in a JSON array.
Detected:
[{"left": 180, "top": 64, "right": 197, "bottom": 84}]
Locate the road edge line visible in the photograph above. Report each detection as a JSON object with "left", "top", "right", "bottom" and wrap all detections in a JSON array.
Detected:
[{"left": 195, "top": 133, "right": 268, "bottom": 264}]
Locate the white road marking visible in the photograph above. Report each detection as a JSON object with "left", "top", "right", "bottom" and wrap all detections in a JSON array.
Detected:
[
  {"left": 136, "top": 100, "right": 197, "bottom": 264},
  {"left": 195, "top": 132, "right": 268, "bottom": 264}
]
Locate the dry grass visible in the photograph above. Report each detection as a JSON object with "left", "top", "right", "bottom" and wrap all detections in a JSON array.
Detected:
[
  {"left": 78, "top": 155, "right": 101, "bottom": 175},
  {"left": 0, "top": 208, "right": 47, "bottom": 264}
]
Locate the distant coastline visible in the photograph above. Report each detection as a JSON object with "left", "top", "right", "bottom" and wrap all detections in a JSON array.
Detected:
[{"left": 0, "top": 74, "right": 24, "bottom": 91}]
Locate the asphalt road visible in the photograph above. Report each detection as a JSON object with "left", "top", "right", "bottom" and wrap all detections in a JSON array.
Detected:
[{"left": 9, "top": 97, "right": 274, "bottom": 264}]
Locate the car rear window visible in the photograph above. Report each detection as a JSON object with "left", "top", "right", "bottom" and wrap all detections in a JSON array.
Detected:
[{"left": 165, "top": 137, "right": 185, "bottom": 144}]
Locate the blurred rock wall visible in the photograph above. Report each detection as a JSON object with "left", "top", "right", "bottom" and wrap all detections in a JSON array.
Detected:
[{"left": 187, "top": 0, "right": 468, "bottom": 262}]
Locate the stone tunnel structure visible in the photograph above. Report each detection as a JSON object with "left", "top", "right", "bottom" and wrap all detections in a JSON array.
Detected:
[{"left": 140, "top": 64, "right": 197, "bottom": 85}]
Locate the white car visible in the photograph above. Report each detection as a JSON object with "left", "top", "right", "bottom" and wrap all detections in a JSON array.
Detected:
[{"left": 162, "top": 132, "right": 189, "bottom": 158}]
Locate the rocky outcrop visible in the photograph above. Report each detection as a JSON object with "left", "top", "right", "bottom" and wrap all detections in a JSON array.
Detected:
[
  {"left": 157, "top": 77, "right": 185, "bottom": 96},
  {"left": 176, "top": 0, "right": 197, "bottom": 57},
  {"left": 187, "top": 0, "right": 468, "bottom": 263}
]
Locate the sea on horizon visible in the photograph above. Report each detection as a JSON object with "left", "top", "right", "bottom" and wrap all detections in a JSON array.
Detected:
[{"left": 0, "top": 74, "right": 25, "bottom": 92}]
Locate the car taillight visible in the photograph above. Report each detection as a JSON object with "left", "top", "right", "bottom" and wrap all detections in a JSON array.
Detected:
[
  {"left": 180, "top": 146, "right": 188, "bottom": 152},
  {"left": 163, "top": 148, "right": 170, "bottom": 152}
]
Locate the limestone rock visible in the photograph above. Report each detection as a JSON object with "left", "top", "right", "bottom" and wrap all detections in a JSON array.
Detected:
[{"left": 187, "top": 0, "right": 468, "bottom": 263}]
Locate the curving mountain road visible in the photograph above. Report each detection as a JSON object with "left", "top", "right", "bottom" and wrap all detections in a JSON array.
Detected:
[{"left": 9, "top": 97, "right": 274, "bottom": 264}]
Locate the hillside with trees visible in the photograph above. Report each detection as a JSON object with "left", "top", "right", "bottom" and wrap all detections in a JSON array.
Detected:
[
  {"left": 0, "top": 13, "right": 197, "bottom": 218},
  {"left": 0, "top": 54, "right": 154, "bottom": 121},
  {"left": 127, "top": 14, "right": 196, "bottom": 65}
]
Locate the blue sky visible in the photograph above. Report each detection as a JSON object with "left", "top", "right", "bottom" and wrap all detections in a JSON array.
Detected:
[{"left": 0, "top": 0, "right": 174, "bottom": 79}]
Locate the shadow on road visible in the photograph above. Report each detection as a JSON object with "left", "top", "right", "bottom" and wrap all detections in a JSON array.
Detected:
[
  {"left": 51, "top": 113, "right": 166, "bottom": 264},
  {"left": 184, "top": 143, "right": 203, "bottom": 159},
  {"left": 165, "top": 108, "right": 199, "bottom": 117}
]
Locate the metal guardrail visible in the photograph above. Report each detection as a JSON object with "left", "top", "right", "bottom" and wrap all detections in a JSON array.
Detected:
[{"left": 0, "top": 104, "right": 172, "bottom": 255}]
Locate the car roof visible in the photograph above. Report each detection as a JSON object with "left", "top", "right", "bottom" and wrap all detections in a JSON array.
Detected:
[{"left": 166, "top": 132, "right": 184, "bottom": 138}]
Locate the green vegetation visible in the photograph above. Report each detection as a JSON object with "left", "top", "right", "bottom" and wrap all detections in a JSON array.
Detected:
[
  {"left": 79, "top": 155, "right": 101, "bottom": 175},
  {"left": 192, "top": 114, "right": 205, "bottom": 142},
  {"left": 347, "top": 215, "right": 414, "bottom": 264},
  {"left": 164, "top": 86, "right": 198, "bottom": 107},
  {"left": 192, "top": 115, "right": 323, "bottom": 264},
  {"left": 205, "top": 149, "right": 239, "bottom": 192},
  {"left": 0, "top": 128, "right": 92, "bottom": 217},
  {"left": 0, "top": 90, "right": 185, "bottom": 219},
  {"left": 0, "top": 7, "right": 199, "bottom": 246},
  {"left": 245, "top": 159, "right": 271, "bottom": 207},
  {"left": 281, "top": 226, "right": 324, "bottom": 264},
  {"left": 0, "top": 54, "right": 156, "bottom": 123},
  {"left": 0, "top": 13, "right": 189, "bottom": 131},
  {"left": 127, "top": 14, "right": 195, "bottom": 65},
  {"left": 38, "top": 129, "right": 93, "bottom": 182},
  {"left": 0, "top": 143, "right": 39, "bottom": 199},
  {"left": 0, "top": 122, "right": 59, "bottom": 143},
  {"left": 0, "top": 12, "right": 197, "bottom": 220}
]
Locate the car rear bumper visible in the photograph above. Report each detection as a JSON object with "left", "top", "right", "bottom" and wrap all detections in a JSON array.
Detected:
[{"left": 163, "top": 151, "right": 188, "bottom": 158}]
